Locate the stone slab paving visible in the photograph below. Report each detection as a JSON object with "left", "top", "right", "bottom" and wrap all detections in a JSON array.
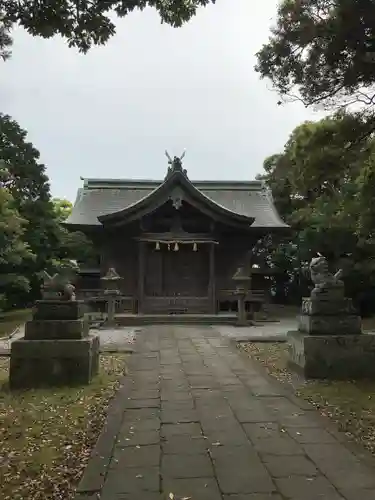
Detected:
[{"left": 74, "top": 325, "right": 375, "bottom": 500}]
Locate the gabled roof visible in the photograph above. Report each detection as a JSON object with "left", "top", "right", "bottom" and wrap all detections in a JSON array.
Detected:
[
  {"left": 97, "top": 163, "right": 256, "bottom": 227},
  {"left": 65, "top": 161, "right": 288, "bottom": 230}
]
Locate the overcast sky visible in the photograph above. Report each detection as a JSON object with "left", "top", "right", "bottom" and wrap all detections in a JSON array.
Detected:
[{"left": 1, "top": 0, "right": 321, "bottom": 201}]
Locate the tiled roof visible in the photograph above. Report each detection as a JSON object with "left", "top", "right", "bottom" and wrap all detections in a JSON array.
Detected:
[{"left": 65, "top": 178, "right": 288, "bottom": 229}]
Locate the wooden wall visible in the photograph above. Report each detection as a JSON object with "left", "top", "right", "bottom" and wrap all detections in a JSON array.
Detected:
[
  {"left": 215, "top": 233, "right": 257, "bottom": 292},
  {"left": 97, "top": 227, "right": 267, "bottom": 302},
  {"left": 99, "top": 231, "right": 138, "bottom": 296}
]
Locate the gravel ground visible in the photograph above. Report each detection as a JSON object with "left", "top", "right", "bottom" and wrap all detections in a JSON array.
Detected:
[
  {"left": 0, "top": 326, "right": 138, "bottom": 355},
  {"left": 216, "top": 318, "right": 296, "bottom": 341}
]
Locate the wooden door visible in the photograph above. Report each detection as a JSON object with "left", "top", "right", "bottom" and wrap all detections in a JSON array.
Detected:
[
  {"left": 144, "top": 244, "right": 209, "bottom": 297},
  {"left": 164, "top": 245, "right": 209, "bottom": 297}
]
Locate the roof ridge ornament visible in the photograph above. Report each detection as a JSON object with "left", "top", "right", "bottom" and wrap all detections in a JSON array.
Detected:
[
  {"left": 165, "top": 150, "right": 188, "bottom": 179},
  {"left": 260, "top": 180, "right": 274, "bottom": 201}
]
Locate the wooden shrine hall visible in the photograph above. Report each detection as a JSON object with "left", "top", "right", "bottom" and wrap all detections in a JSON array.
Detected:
[{"left": 65, "top": 154, "right": 289, "bottom": 317}]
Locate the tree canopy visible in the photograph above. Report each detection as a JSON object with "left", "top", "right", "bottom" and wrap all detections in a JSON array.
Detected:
[
  {"left": 0, "top": 169, "right": 33, "bottom": 309},
  {"left": 260, "top": 111, "right": 375, "bottom": 312},
  {"left": 0, "top": 21, "right": 12, "bottom": 60},
  {"left": 0, "top": 114, "right": 61, "bottom": 267},
  {"left": 0, "top": 114, "right": 62, "bottom": 305},
  {"left": 1, "top": 0, "right": 215, "bottom": 53},
  {"left": 255, "top": 0, "right": 375, "bottom": 109},
  {"left": 0, "top": 115, "right": 98, "bottom": 309},
  {"left": 52, "top": 198, "right": 98, "bottom": 267},
  {"left": 52, "top": 198, "right": 74, "bottom": 223}
]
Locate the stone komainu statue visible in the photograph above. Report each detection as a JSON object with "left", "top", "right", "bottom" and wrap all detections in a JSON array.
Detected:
[
  {"left": 309, "top": 256, "right": 344, "bottom": 299},
  {"left": 41, "top": 271, "right": 76, "bottom": 301}
]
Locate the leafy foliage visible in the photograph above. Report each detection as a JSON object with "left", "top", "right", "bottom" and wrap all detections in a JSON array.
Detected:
[
  {"left": 0, "top": 21, "right": 12, "bottom": 60},
  {"left": 52, "top": 198, "right": 98, "bottom": 267},
  {"left": 52, "top": 198, "right": 73, "bottom": 222},
  {"left": 261, "top": 111, "right": 375, "bottom": 311},
  {"left": 0, "top": 114, "right": 99, "bottom": 309},
  {"left": 255, "top": 0, "right": 375, "bottom": 108},
  {"left": 0, "top": 185, "right": 33, "bottom": 309},
  {"left": 1, "top": 0, "right": 215, "bottom": 53},
  {"left": 357, "top": 143, "right": 375, "bottom": 236},
  {"left": 0, "top": 113, "right": 62, "bottom": 305}
]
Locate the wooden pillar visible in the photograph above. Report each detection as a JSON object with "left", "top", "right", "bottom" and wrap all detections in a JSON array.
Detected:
[
  {"left": 138, "top": 241, "right": 145, "bottom": 313},
  {"left": 209, "top": 243, "right": 216, "bottom": 314}
]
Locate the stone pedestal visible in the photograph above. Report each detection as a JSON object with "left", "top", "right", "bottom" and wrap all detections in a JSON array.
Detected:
[
  {"left": 287, "top": 331, "right": 375, "bottom": 379},
  {"left": 9, "top": 300, "right": 100, "bottom": 389},
  {"left": 287, "top": 296, "right": 375, "bottom": 380},
  {"left": 298, "top": 297, "right": 361, "bottom": 335}
]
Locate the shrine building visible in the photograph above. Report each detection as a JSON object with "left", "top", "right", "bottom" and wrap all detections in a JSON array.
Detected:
[{"left": 65, "top": 155, "right": 288, "bottom": 316}]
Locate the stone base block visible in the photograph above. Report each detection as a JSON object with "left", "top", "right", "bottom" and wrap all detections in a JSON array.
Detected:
[
  {"left": 33, "top": 300, "right": 86, "bottom": 320},
  {"left": 24, "top": 318, "right": 89, "bottom": 340},
  {"left": 298, "top": 313, "right": 361, "bottom": 335},
  {"left": 287, "top": 330, "right": 375, "bottom": 380},
  {"left": 301, "top": 297, "right": 357, "bottom": 315},
  {"left": 9, "top": 335, "right": 100, "bottom": 389}
]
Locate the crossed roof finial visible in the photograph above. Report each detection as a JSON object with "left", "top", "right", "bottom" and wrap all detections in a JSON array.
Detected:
[{"left": 164, "top": 150, "right": 187, "bottom": 179}]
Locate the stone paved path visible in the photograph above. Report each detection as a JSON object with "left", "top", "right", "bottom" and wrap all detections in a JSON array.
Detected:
[{"left": 75, "top": 325, "right": 375, "bottom": 500}]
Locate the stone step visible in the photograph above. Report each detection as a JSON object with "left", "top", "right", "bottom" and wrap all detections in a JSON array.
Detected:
[{"left": 115, "top": 313, "right": 238, "bottom": 326}]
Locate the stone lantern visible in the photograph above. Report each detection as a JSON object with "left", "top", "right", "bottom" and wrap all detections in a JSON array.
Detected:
[
  {"left": 101, "top": 267, "right": 123, "bottom": 326},
  {"left": 232, "top": 266, "right": 251, "bottom": 326}
]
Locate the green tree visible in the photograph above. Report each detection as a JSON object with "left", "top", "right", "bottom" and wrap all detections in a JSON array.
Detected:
[
  {"left": 0, "top": 167, "right": 34, "bottom": 309},
  {"left": 255, "top": 0, "right": 375, "bottom": 109},
  {"left": 0, "top": 114, "right": 61, "bottom": 304},
  {"left": 1, "top": 0, "right": 214, "bottom": 54},
  {"left": 0, "top": 21, "right": 12, "bottom": 60},
  {"left": 356, "top": 143, "right": 375, "bottom": 237},
  {"left": 52, "top": 198, "right": 98, "bottom": 267},
  {"left": 261, "top": 112, "right": 375, "bottom": 310},
  {"left": 52, "top": 198, "right": 73, "bottom": 222}
]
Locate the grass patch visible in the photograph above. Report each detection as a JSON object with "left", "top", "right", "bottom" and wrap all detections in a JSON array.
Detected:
[
  {"left": 0, "top": 354, "right": 128, "bottom": 500},
  {"left": 0, "top": 309, "right": 31, "bottom": 338},
  {"left": 239, "top": 342, "right": 375, "bottom": 456}
]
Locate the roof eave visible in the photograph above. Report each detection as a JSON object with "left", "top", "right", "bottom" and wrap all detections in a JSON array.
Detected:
[
  {"left": 62, "top": 221, "right": 102, "bottom": 231},
  {"left": 97, "top": 170, "right": 256, "bottom": 227}
]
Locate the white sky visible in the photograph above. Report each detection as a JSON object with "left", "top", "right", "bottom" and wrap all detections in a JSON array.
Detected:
[{"left": 0, "top": 0, "right": 322, "bottom": 201}]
